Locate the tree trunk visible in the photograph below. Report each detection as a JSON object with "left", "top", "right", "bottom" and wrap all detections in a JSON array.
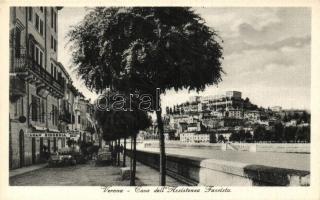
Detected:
[
  {"left": 129, "top": 137, "right": 132, "bottom": 184},
  {"left": 130, "top": 135, "right": 136, "bottom": 186},
  {"left": 156, "top": 109, "right": 166, "bottom": 186},
  {"left": 98, "top": 130, "right": 102, "bottom": 148},
  {"left": 117, "top": 139, "right": 120, "bottom": 166},
  {"left": 123, "top": 138, "right": 126, "bottom": 167}
]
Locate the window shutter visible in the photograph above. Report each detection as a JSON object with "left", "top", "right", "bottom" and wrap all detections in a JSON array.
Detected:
[
  {"left": 15, "top": 28, "right": 21, "bottom": 57},
  {"left": 51, "top": 8, "right": 54, "bottom": 28},
  {"left": 40, "top": 20, "right": 43, "bottom": 36},
  {"left": 35, "top": 14, "right": 39, "bottom": 30},
  {"left": 51, "top": 36, "right": 53, "bottom": 49},
  {"left": 35, "top": 47, "right": 39, "bottom": 64},
  {"left": 39, "top": 51, "right": 43, "bottom": 67},
  {"left": 28, "top": 7, "right": 33, "bottom": 21}
]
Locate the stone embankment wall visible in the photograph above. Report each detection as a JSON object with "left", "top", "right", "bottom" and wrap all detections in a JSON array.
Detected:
[{"left": 141, "top": 141, "right": 310, "bottom": 153}]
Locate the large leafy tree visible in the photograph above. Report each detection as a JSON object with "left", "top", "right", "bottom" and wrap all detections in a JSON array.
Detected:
[
  {"left": 68, "top": 7, "right": 223, "bottom": 185},
  {"left": 94, "top": 90, "right": 151, "bottom": 185}
]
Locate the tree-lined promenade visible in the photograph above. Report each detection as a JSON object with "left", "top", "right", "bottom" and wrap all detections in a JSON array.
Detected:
[{"left": 68, "top": 7, "right": 223, "bottom": 186}]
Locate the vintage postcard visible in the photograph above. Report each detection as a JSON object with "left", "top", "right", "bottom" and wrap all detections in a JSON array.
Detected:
[{"left": 0, "top": 0, "right": 319, "bottom": 200}]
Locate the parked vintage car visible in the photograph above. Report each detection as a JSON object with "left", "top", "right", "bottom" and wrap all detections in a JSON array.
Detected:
[
  {"left": 48, "top": 147, "right": 78, "bottom": 167},
  {"left": 95, "top": 146, "right": 112, "bottom": 166},
  {"left": 73, "top": 152, "right": 88, "bottom": 164},
  {"left": 48, "top": 153, "right": 76, "bottom": 167}
]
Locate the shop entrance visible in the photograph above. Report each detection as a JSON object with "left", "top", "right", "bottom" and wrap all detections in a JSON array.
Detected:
[
  {"left": 31, "top": 137, "right": 36, "bottom": 164},
  {"left": 19, "top": 130, "right": 24, "bottom": 167}
]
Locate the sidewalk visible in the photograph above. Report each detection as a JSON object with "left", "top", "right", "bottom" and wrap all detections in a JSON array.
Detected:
[
  {"left": 9, "top": 156, "right": 185, "bottom": 186},
  {"left": 9, "top": 163, "right": 48, "bottom": 178}
]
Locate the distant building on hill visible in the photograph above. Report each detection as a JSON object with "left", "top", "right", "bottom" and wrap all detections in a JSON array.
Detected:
[
  {"left": 270, "top": 106, "right": 282, "bottom": 112},
  {"left": 180, "top": 132, "right": 215, "bottom": 143}
]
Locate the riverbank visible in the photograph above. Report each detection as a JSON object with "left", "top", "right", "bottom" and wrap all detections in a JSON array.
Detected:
[{"left": 139, "top": 140, "right": 310, "bottom": 153}]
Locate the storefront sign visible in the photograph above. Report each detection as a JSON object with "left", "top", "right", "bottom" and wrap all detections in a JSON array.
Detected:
[{"left": 26, "top": 132, "right": 79, "bottom": 138}]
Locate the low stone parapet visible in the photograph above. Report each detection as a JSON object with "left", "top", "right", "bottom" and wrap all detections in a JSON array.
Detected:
[
  {"left": 120, "top": 167, "right": 131, "bottom": 180},
  {"left": 128, "top": 150, "right": 310, "bottom": 186}
]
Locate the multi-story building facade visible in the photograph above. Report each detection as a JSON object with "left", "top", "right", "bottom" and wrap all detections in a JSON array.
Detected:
[
  {"left": 270, "top": 106, "right": 282, "bottom": 112},
  {"left": 176, "top": 91, "right": 257, "bottom": 114},
  {"left": 9, "top": 7, "right": 95, "bottom": 169},
  {"left": 225, "top": 108, "right": 243, "bottom": 119},
  {"left": 74, "top": 94, "right": 95, "bottom": 143},
  {"left": 199, "top": 91, "right": 244, "bottom": 111},
  {"left": 9, "top": 7, "right": 64, "bottom": 169}
]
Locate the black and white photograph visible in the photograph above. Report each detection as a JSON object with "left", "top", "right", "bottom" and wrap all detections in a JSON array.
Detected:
[{"left": 1, "top": 1, "right": 320, "bottom": 200}]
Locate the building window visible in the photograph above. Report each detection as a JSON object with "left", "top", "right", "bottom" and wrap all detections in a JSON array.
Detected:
[
  {"left": 21, "top": 97, "right": 24, "bottom": 116},
  {"left": 40, "top": 19, "right": 44, "bottom": 36},
  {"left": 31, "top": 95, "right": 40, "bottom": 121},
  {"left": 51, "top": 8, "right": 54, "bottom": 28},
  {"left": 15, "top": 28, "right": 21, "bottom": 57},
  {"left": 51, "top": 9, "right": 57, "bottom": 32},
  {"left": 54, "top": 39, "right": 57, "bottom": 52},
  {"left": 35, "top": 14, "right": 44, "bottom": 36},
  {"left": 58, "top": 72, "right": 61, "bottom": 82},
  {"left": 39, "top": 98, "right": 42, "bottom": 123},
  {"left": 54, "top": 67, "right": 57, "bottom": 79},
  {"left": 35, "top": 14, "right": 39, "bottom": 30},
  {"left": 51, "top": 105, "right": 54, "bottom": 125},
  {"left": 29, "top": 41, "right": 35, "bottom": 59},
  {"left": 28, "top": 7, "right": 33, "bottom": 22},
  {"left": 39, "top": 51, "right": 43, "bottom": 67},
  {"left": 54, "top": 11, "right": 57, "bottom": 32},
  {"left": 14, "top": 101, "right": 18, "bottom": 116},
  {"left": 33, "top": 46, "right": 44, "bottom": 67},
  {"left": 78, "top": 116, "right": 80, "bottom": 124},
  {"left": 35, "top": 47, "right": 39, "bottom": 64},
  {"left": 51, "top": 64, "right": 53, "bottom": 75},
  {"left": 41, "top": 100, "right": 45, "bottom": 123},
  {"left": 52, "top": 105, "right": 58, "bottom": 125},
  {"left": 51, "top": 35, "right": 53, "bottom": 49}
]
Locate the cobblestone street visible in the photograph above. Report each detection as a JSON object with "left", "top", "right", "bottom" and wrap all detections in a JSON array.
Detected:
[{"left": 9, "top": 162, "right": 144, "bottom": 186}]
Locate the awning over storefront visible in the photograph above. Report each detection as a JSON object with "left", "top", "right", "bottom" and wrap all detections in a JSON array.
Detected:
[
  {"left": 31, "top": 125, "right": 47, "bottom": 131},
  {"left": 48, "top": 128, "right": 60, "bottom": 133}
]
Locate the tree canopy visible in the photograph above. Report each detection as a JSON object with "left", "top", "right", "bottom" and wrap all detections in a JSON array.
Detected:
[
  {"left": 94, "top": 90, "right": 152, "bottom": 141},
  {"left": 68, "top": 7, "right": 223, "bottom": 94}
]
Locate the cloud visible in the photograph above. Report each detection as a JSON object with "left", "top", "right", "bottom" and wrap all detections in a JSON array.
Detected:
[
  {"left": 173, "top": 7, "right": 311, "bottom": 110},
  {"left": 223, "top": 35, "right": 310, "bottom": 55}
]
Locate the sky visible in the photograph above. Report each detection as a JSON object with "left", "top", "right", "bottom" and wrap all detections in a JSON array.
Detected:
[{"left": 58, "top": 7, "right": 311, "bottom": 110}]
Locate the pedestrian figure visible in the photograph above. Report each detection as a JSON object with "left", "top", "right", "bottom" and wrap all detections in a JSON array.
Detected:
[
  {"left": 120, "top": 144, "right": 124, "bottom": 154},
  {"left": 115, "top": 144, "right": 119, "bottom": 154},
  {"left": 111, "top": 148, "right": 117, "bottom": 166},
  {"left": 43, "top": 145, "right": 50, "bottom": 160}
]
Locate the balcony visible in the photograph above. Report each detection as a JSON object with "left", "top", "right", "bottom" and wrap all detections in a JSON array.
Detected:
[
  {"left": 10, "top": 47, "right": 64, "bottom": 98},
  {"left": 9, "top": 76, "right": 26, "bottom": 102},
  {"left": 59, "top": 100, "right": 75, "bottom": 124},
  {"left": 74, "top": 103, "right": 80, "bottom": 111},
  {"left": 59, "top": 112, "right": 75, "bottom": 124}
]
